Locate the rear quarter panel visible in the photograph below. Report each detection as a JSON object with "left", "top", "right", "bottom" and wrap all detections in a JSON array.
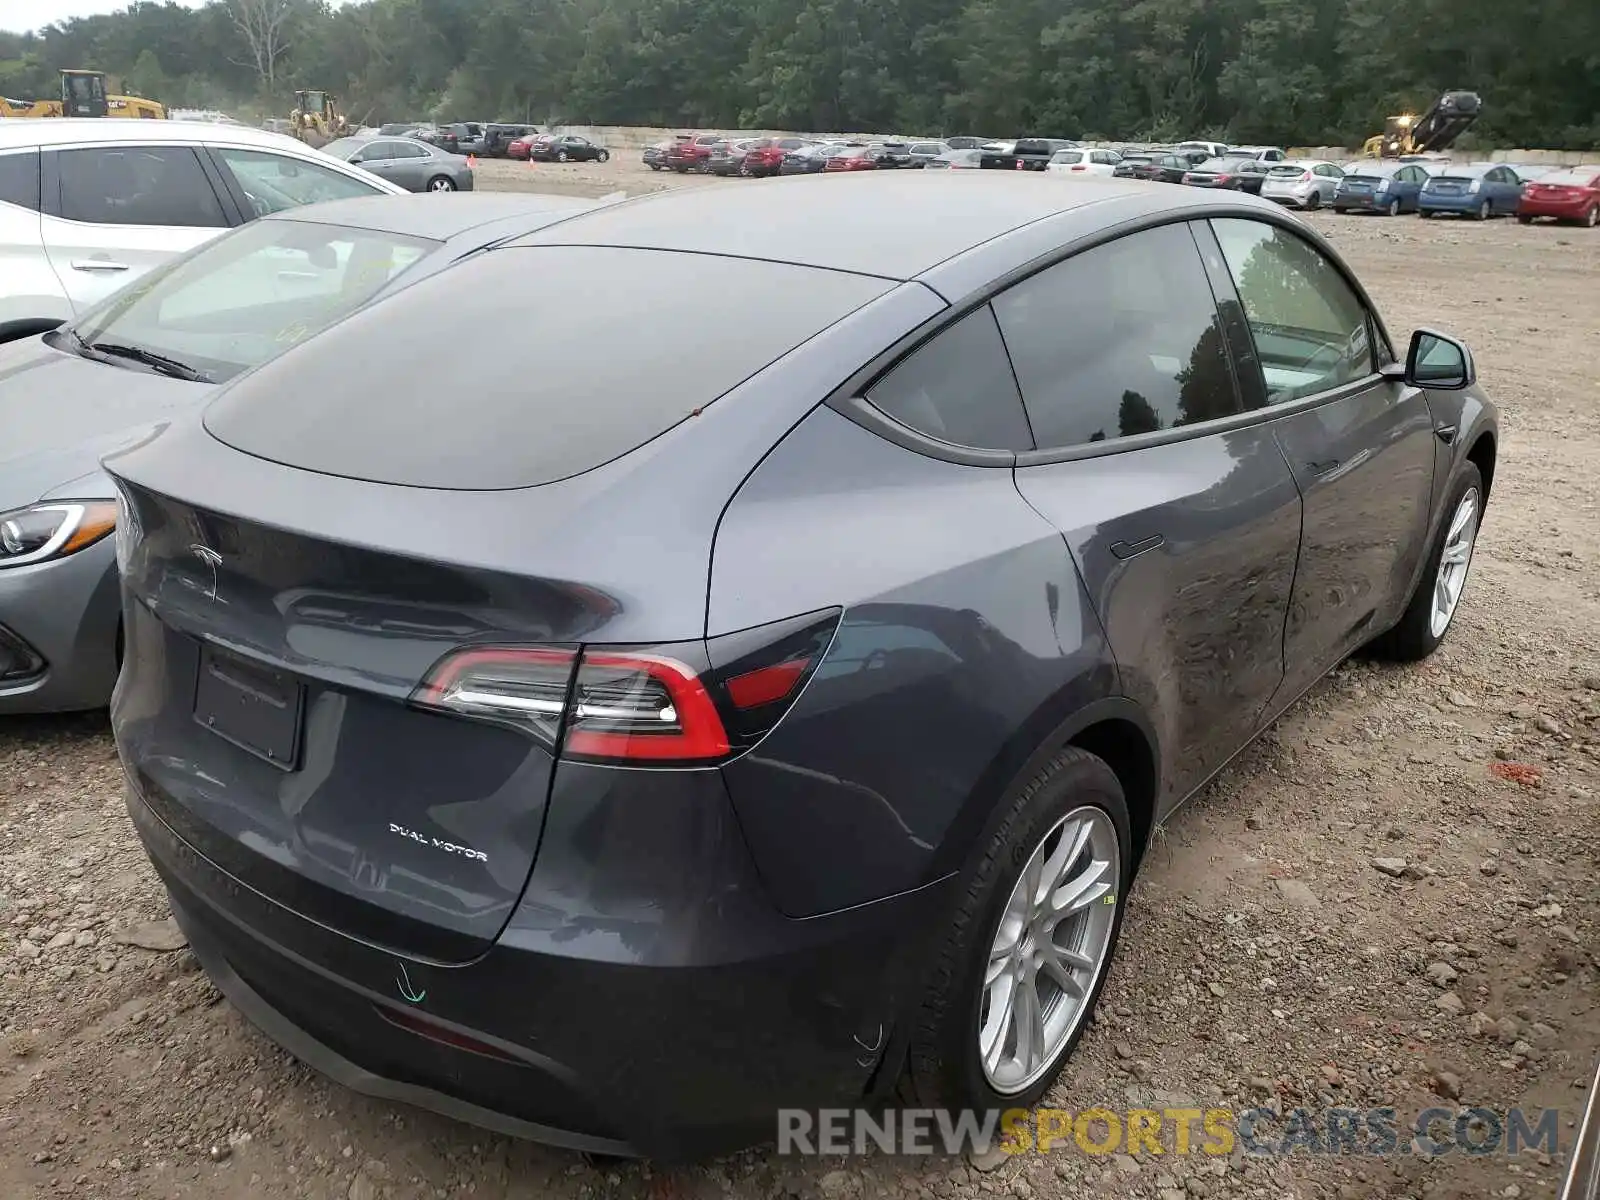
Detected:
[{"left": 709, "top": 405, "right": 1118, "bottom": 917}]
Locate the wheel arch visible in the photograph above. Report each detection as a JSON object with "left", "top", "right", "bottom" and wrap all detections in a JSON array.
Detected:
[
  {"left": 934, "top": 693, "right": 1163, "bottom": 884},
  {"left": 1466, "top": 429, "right": 1496, "bottom": 502}
]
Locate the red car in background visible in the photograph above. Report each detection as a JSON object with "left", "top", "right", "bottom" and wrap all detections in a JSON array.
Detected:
[
  {"left": 740, "top": 136, "right": 815, "bottom": 177},
  {"left": 507, "top": 132, "right": 548, "bottom": 161},
  {"left": 824, "top": 147, "right": 879, "bottom": 172},
  {"left": 665, "top": 133, "right": 724, "bottom": 173},
  {"left": 1517, "top": 167, "right": 1600, "bottom": 227}
]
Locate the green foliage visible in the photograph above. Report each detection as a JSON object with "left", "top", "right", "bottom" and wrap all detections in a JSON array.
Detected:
[{"left": 0, "top": 0, "right": 1594, "bottom": 147}]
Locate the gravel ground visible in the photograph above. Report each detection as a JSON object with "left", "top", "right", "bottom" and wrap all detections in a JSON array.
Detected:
[{"left": 2, "top": 162, "right": 1598, "bottom": 1200}]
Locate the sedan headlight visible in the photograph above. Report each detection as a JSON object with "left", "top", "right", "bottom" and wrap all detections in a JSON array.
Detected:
[{"left": 0, "top": 502, "right": 117, "bottom": 569}]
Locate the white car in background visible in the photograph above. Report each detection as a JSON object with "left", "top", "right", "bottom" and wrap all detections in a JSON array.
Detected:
[
  {"left": 0, "top": 119, "right": 404, "bottom": 345},
  {"left": 1046, "top": 147, "right": 1123, "bottom": 177},
  {"left": 1261, "top": 159, "right": 1347, "bottom": 209}
]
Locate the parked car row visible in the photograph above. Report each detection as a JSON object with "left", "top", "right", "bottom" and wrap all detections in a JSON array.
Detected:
[{"left": 648, "top": 134, "right": 998, "bottom": 176}]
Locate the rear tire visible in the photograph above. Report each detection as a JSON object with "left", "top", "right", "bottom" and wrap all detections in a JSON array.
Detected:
[
  {"left": 1586, "top": 205, "right": 1599, "bottom": 228},
  {"left": 597, "top": 150, "right": 609, "bottom": 163},
  {"left": 902, "top": 747, "right": 1131, "bottom": 1112},
  {"left": 425, "top": 175, "right": 455, "bottom": 192},
  {"left": 1304, "top": 190, "right": 1321, "bottom": 211},
  {"left": 1369, "top": 463, "right": 1484, "bottom": 663},
  {"left": 557, "top": 150, "right": 569, "bottom": 163},
  {"left": 1517, "top": 214, "right": 1533, "bottom": 224},
  {"left": 1476, "top": 200, "right": 1491, "bottom": 220},
  {"left": 1386, "top": 198, "right": 1401, "bottom": 217}
]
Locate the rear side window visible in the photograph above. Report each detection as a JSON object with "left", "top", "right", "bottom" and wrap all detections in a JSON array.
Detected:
[
  {"left": 204, "top": 246, "right": 891, "bottom": 490},
  {"left": 866, "top": 306, "right": 1033, "bottom": 452},
  {"left": 0, "top": 151, "right": 40, "bottom": 211},
  {"left": 57, "top": 145, "right": 226, "bottom": 228},
  {"left": 214, "top": 147, "right": 382, "bottom": 215},
  {"left": 1211, "top": 218, "right": 1374, "bottom": 403},
  {"left": 993, "top": 222, "right": 1240, "bottom": 450}
]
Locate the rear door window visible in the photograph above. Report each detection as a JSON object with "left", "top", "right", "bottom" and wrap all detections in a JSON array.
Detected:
[
  {"left": 1210, "top": 218, "right": 1374, "bottom": 403},
  {"left": 865, "top": 305, "right": 1034, "bottom": 451},
  {"left": 57, "top": 145, "right": 227, "bottom": 228},
  {"left": 993, "top": 222, "right": 1240, "bottom": 450},
  {"left": 213, "top": 147, "right": 383, "bottom": 216},
  {"left": 0, "top": 151, "right": 41, "bottom": 211},
  {"left": 0, "top": 150, "right": 40, "bottom": 211}
]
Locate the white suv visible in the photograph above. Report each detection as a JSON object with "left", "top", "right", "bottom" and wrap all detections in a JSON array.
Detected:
[{"left": 0, "top": 120, "right": 405, "bottom": 343}]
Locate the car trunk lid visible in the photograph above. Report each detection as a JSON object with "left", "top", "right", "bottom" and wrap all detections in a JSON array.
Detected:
[{"left": 110, "top": 475, "right": 638, "bottom": 964}]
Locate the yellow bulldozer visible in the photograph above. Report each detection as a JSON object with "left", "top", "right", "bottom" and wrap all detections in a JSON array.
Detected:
[
  {"left": 0, "top": 69, "right": 166, "bottom": 120},
  {"left": 288, "top": 90, "right": 354, "bottom": 148}
]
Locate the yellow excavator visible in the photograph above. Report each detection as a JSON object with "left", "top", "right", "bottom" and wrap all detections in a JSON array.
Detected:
[
  {"left": 288, "top": 90, "right": 354, "bottom": 148},
  {"left": 1362, "top": 91, "right": 1481, "bottom": 158},
  {"left": 0, "top": 69, "right": 166, "bottom": 120}
]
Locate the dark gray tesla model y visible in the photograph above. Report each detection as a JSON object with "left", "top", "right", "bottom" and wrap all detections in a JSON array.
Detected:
[{"left": 107, "top": 172, "right": 1497, "bottom": 1157}]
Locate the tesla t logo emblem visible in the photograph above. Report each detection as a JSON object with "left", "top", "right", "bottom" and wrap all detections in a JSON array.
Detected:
[
  {"left": 190, "top": 543, "right": 222, "bottom": 602},
  {"left": 395, "top": 961, "right": 426, "bottom": 1005}
]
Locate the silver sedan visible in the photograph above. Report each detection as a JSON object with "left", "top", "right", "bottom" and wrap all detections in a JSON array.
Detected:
[
  {"left": 322, "top": 135, "right": 476, "bottom": 192},
  {"left": 1261, "top": 160, "right": 1345, "bottom": 209}
]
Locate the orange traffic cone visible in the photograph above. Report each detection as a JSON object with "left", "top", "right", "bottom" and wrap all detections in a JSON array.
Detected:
[{"left": 467, "top": 154, "right": 478, "bottom": 167}]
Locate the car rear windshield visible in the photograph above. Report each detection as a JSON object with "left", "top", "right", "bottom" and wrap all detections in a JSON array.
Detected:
[
  {"left": 1051, "top": 151, "right": 1084, "bottom": 164},
  {"left": 1268, "top": 164, "right": 1307, "bottom": 176},
  {"left": 203, "top": 245, "right": 890, "bottom": 490},
  {"left": 70, "top": 217, "right": 434, "bottom": 384}
]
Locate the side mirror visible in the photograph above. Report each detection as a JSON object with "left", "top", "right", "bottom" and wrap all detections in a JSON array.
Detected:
[{"left": 1390, "top": 329, "right": 1474, "bottom": 389}]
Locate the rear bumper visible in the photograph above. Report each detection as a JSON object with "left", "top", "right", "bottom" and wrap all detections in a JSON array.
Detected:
[
  {"left": 0, "top": 538, "right": 120, "bottom": 713},
  {"left": 1261, "top": 184, "right": 1315, "bottom": 205},
  {"left": 1418, "top": 193, "right": 1484, "bottom": 213},
  {"left": 1519, "top": 198, "right": 1592, "bottom": 218},
  {"left": 126, "top": 761, "right": 951, "bottom": 1158},
  {"left": 1333, "top": 191, "right": 1389, "bottom": 210}
]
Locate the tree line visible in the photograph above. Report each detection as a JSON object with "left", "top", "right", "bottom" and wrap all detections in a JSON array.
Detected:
[{"left": 2, "top": 0, "right": 1596, "bottom": 149}]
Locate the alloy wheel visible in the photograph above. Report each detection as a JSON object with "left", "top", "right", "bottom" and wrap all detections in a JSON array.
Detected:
[
  {"left": 1477, "top": 200, "right": 1491, "bottom": 220},
  {"left": 1430, "top": 488, "right": 1480, "bottom": 638},
  {"left": 1587, "top": 206, "right": 1598, "bottom": 228},
  {"left": 1387, "top": 199, "right": 1400, "bottom": 216},
  {"left": 428, "top": 176, "right": 455, "bottom": 191},
  {"left": 978, "top": 806, "right": 1119, "bottom": 1094}
]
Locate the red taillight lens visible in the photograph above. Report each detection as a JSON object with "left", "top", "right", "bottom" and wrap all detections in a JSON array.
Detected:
[
  {"left": 725, "top": 658, "right": 809, "bottom": 709},
  {"left": 1070, "top": 164, "right": 1086, "bottom": 171},
  {"left": 413, "top": 645, "right": 729, "bottom": 764},
  {"left": 411, "top": 609, "right": 841, "bottom": 766},
  {"left": 1216, "top": 174, "right": 1231, "bottom": 182},
  {"left": 412, "top": 646, "right": 575, "bottom": 746},
  {"left": 563, "top": 650, "right": 730, "bottom": 762}
]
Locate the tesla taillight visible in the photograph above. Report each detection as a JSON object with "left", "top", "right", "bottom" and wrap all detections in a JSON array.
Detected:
[{"left": 412, "top": 609, "right": 840, "bottom": 765}]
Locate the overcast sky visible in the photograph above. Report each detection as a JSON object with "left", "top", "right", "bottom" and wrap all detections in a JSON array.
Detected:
[{"left": 1, "top": 0, "right": 199, "bottom": 35}]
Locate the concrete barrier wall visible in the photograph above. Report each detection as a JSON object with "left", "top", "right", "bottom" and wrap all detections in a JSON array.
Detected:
[{"left": 550, "top": 125, "right": 1600, "bottom": 164}]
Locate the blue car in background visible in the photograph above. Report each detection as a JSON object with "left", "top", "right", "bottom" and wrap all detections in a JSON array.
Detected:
[
  {"left": 1333, "top": 161, "right": 1435, "bottom": 215},
  {"left": 1418, "top": 163, "right": 1525, "bottom": 219}
]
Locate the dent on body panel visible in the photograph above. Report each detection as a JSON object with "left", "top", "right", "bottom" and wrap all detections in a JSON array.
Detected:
[
  {"left": 1024, "top": 428, "right": 1301, "bottom": 802},
  {"left": 710, "top": 406, "right": 1114, "bottom": 917}
]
